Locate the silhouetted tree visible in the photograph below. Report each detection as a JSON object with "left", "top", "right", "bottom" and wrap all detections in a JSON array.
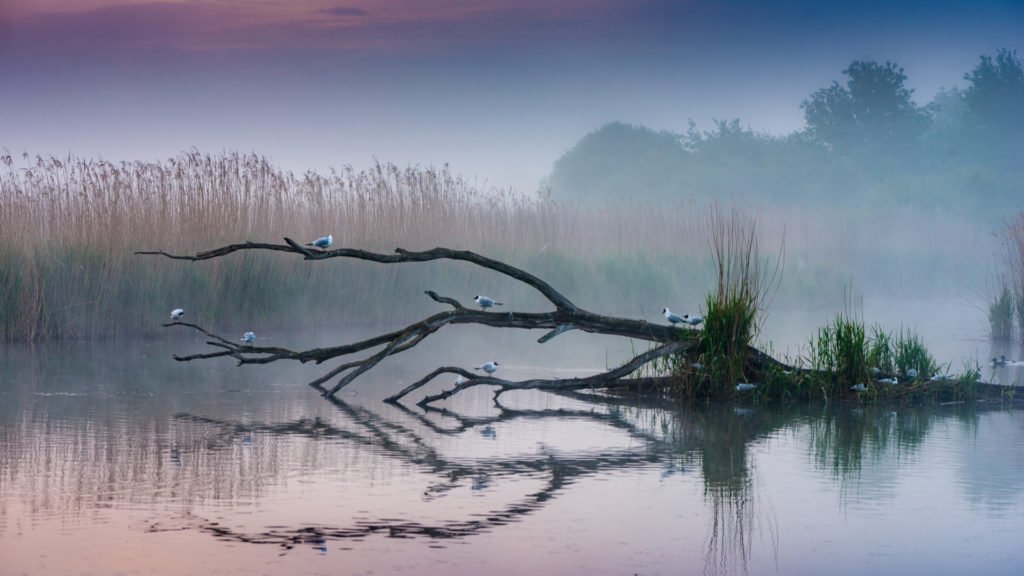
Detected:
[
  {"left": 963, "top": 49, "right": 1024, "bottom": 127},
  {"left": 961, "top": 49, "right": 1024, "bottom": 164},
  {"left": 801, "top": 61, "right": 930, "bottom": 158}
]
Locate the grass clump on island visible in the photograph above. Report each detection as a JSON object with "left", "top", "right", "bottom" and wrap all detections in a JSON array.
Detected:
[
  {"left": 664, "top": 207, "right": 781, "bottom": 400},
  {"left": 657, "top": 213, "right": 985, "bottom": 404}
]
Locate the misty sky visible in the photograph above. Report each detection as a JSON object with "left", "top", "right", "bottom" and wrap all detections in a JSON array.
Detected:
[{"left": 1, "top": 0, "right": 1020, "bottom": 193}]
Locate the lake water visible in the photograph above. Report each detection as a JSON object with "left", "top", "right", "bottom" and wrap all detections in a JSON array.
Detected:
[{"left": 2, "top": 313, "right": 1023, "bottom": 575}]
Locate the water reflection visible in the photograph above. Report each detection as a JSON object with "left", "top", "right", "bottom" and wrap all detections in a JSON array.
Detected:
[{"left": 2, "top": 340, "right": 1023, "bottom": 575}]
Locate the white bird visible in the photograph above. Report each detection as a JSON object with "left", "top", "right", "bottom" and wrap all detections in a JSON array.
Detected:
[
  {"left": 662, "top": 307, "right": 685, "bottom": 326},
  {"left": 475, "top": 361, "right": 500, "bottom": 374},
  {"left": 170, "top": 308, "right": 184, "bottom": 320},
  {"left": 241, "top": 331, "right": 256, "bottom": 345},
  {"left": 929, "top": 373, "right": 954, "bottom": 382},
  {"left": 307, "top": 234, "right": 333, "bottom": 249},
  {"left": 735, "top": 382, "right": 757, "bottom": 391},
  {"left": 851, "top": 383, "right": 868, "bottom": 392},
  {"left": 992, "top": 355, "right": 1007, "bottom": 366},
  {"left": 870, "top": 367, "right": 882, "bottom": 376},
  {"left": 683, "top": 314, "right": 704, "bottom": 327},
  {"left": 474, "top": 295, "right": 503, "bottom": 310},
  {"left": 876, "top": 376, "right": 898, "bottom": 385},
  {"left": 906, "top": 368, "right": 919, "bottom": 379},
  {"left": 455, "top": 375, "right": 468, "bottom": 385}
]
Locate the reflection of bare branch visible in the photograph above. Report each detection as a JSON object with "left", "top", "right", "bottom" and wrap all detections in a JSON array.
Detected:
[{"left": 160, "top": 395, "right": 683, "bottom": 550}]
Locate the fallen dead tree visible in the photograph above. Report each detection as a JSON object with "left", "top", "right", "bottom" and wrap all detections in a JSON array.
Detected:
[{"left": 138, "top": 239, "right": 786, "bottom": 407}]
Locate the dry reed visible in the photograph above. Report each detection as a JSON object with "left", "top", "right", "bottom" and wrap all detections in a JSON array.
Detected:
[{"left": 0, "top": 149, "right": 993, "bottom": 342}]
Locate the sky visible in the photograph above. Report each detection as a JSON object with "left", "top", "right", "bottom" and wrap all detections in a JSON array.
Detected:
[{"left": 1, "top": 0, "right": 1021, "bottom": 193}]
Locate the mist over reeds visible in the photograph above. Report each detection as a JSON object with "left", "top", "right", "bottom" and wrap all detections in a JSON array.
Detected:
[
  {"left": 0, "top": 150, "right": 713, "bottom": 341},
  {"left": 0, "top": 150, "right": 994, "bottom": 342}
]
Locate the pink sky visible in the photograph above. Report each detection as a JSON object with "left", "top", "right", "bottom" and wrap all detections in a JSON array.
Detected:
[{"left": 1, "top": 1, "right": 1020, "bottom": 192}]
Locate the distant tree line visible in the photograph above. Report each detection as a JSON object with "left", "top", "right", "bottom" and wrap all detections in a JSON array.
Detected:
[{"left": 547, "top": 49, "right": 1023, "bottom": 218}]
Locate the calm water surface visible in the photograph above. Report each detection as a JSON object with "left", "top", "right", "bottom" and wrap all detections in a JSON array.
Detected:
[{"left": 2, "top": 318, "right": 1023, "bottom": 575}]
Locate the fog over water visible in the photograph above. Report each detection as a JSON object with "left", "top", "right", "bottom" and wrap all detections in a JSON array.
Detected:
[{"left": 2, "top": 2, "right": 1024, "bottom": 574}]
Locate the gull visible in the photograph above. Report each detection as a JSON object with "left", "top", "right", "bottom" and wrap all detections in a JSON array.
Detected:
[
  {"left": 851, "top": 383, "right": 868, "bottom": 392},
  {"left": 929, "top": 373, "right": 954, "bottom": 382},
  {"left": 662, "top": 307, "right": 685, "bottom": 326},
  {"left": 474, "top": 295, "right": 503, "bottom": 310},
  {"left": 475, "top": 361, "right": 500, "bottom": 374},
  {"left": 735, "top": 383, "right": 757, "bottom": 391},
  {"left": 992, "top": 355, "right": 1007, "bottom": 366},
  {"left": 170, "top": 308, "right": 184, "bottom": 320},
  {"left": 307, "top": 234, "right": 333, "bottom": 249},
  {"left": 906, "top": 368, "right": 919, "bottom": 379},
  {"left": 876, "top": 376, "right": 898, "bottom": 385},
  {"left": 683, "top": 314, "right": 704, "bottom": 327},
  {"left": 241, "top": 331, "right": 256, "bottom": 345}
]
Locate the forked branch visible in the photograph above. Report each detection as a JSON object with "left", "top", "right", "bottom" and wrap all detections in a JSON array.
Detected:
[{"left": 139, "top": 240, "right": 696, "bottom": 405}]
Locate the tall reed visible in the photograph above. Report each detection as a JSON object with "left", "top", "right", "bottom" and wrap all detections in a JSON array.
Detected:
[
  {"left": 1008, "top": 211, "right": 1024, "bottom": 340},
  {"left": 700, "top": 206, "right": 781, "bottom": 389}
]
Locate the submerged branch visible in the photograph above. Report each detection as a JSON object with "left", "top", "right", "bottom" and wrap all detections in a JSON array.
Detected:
[{"left": 408, "top": 340, "right": 691, "bottom": 407}]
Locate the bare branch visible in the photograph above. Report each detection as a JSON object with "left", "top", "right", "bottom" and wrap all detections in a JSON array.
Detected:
[
  {"left": 144, "top": 243, "right": 699, "bottom": 405},
  {"left": 139, "top": 240, "right": 580, "bottom": 311}
]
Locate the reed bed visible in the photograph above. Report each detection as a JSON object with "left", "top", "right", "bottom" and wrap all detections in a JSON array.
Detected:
[
  {"left": 0, "top": 150, "right": 994, "bottom": 342},
  {"left": 0, "top": 151, "right": 722, "bottom": 341}
]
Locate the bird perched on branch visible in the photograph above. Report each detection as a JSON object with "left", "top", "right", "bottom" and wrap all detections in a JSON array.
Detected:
[
  {"left": 683, "top": 314, "right": 704, "bottom": 327},
  {"left": 170, "top": 308, "right": 184, "bottom": 320},
  {"left": 662, "top": 307, "right": 685, "bottom": 326},
  {"left": 475, "top": 361, "right": 499, "bottom": 374},
  {"left": 241, "top": 331, "right": 256, "bottom": 345},
  {"left": 308, "top": 234, "right": 333, "bottom": 249},
  {"left": 474, "top": 295, "right": 503, "bottom": 310}
]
